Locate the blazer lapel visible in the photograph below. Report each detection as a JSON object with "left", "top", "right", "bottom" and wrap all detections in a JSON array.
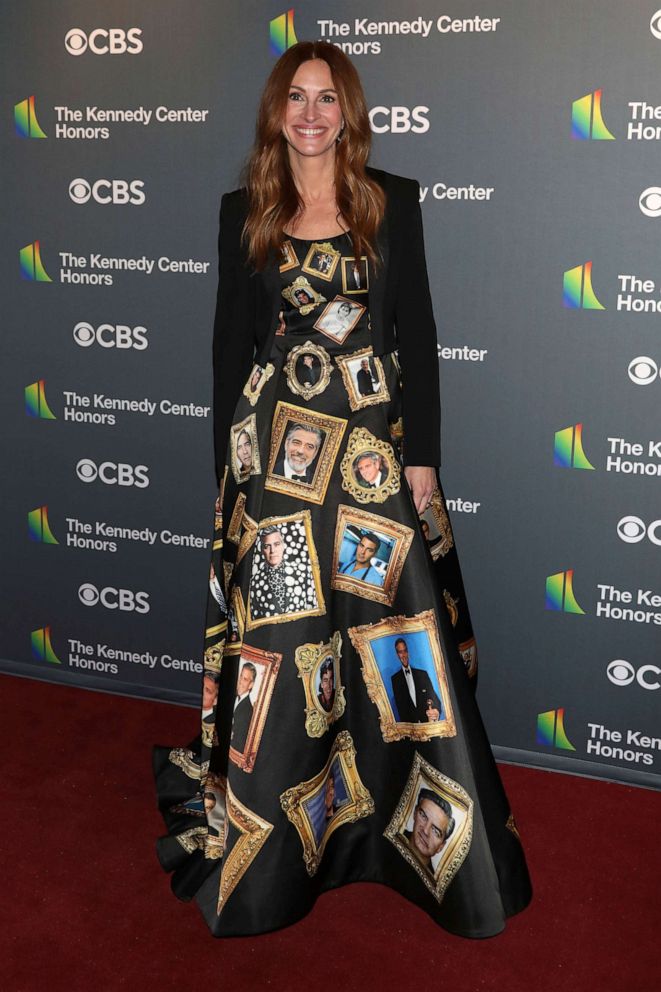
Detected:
[{"left": 368, "top": 206, "right": 389, "bottom": 353}]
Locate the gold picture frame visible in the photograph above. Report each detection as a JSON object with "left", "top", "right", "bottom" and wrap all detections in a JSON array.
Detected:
[
  {"left": 229, "top": 413, "right": 261, "bottom": 485},
  {"left": 340, "top": 426, "right": 401, "bottom": 505},
  {"left": 313, "top": 295, "right": 365, "bottom": 344},
  {"left": 222, "top": 560, "right": 234, "bottom": 597},
  {"left": 458, "top": 636, "right": 478, "bottom": 679},
  {"left": 246, "top": 509, "right": 326, "bottom": 630},
  {"left": 280, "top": 730, "right": 374, "bottom": 876},
  {"left": 347, "top": 609, "right": 456, "bottom": 743},
  {"left": 281, "top": 275, "right": 326, "bottom": 315},
  {"left": 294, "top": 631, "right": 346, "bottom": 738},
  {"left": 331, "top": 504, "right": 413, "bottom": 606},
  {"left": 227, "top": 492, "right": 246, "bottom": 545},
  {"left": 217, "top": 784, "right": 274, "bottom": 914},
  {"left": 229, "top": 643, "right": 282, "bottom": 773},
  {"left": 236, "top": 511, "right": 257, "bottom": 565},
  {"left": 419, "top": 487, "right": 454, "bottom": 560},
  {"left": 284, "top": 340, "right": 333, "bottom": 400},
  {"left": 225, "top": 586, "right": 246, "bottom": 656},
  {"left": 384, "top": 752, "right": 473, "bottom": 904},
  {"left": 242, "top": 362, "right": 275, "bottom": 406},
  {"left": 335, "top": 346, "right": 390, "bottom": 411},
  {"left": 265, "top": 401, "right": 346, "bottom": 506},
  {"left": 279, "top": 239, "right": 300, "bottom": 273},
  {"left": 301, "top": 240, "right": 342, "bottom": 282},
  {"left": 341, "top": 255, "right": 369, "bottom": 295}
]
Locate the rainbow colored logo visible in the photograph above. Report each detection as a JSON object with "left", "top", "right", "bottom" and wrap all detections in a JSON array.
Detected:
[
  {"left": 545, "top": 570, "right": 585, "bottom": 614},
  {"left": 571, "top": 89, "right": 615, "bottom": 140},
  {"left": 25, "top": 379, "right": 56, "bottom": 419},
  {"left": 270, "top": 9, "right": 298, "bottom": 55},
  {"left": 554, "top": 423, "right": 595, "bottom": 470},
  {"left": 14, "top": 95, "right": 47, "bottom": 138},
  {"left": 20, "top": 240, "right": 52, "bottom": 282},
  {"left": 28, "top": 506, "right": 59, "bottom": 544},
  {"left": 31, "top": 625, "right": 61, "bottom": 664},
  {"left": 536, "top": 708, "right": 575, "bottom": 750},
  {"left": 563, "top": 261, "right": 605, "bottom": 310}
]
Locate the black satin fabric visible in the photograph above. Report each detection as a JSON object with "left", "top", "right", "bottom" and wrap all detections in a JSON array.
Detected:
[{"left": 153, "top": 232, "right": 532, "bottom": 938}]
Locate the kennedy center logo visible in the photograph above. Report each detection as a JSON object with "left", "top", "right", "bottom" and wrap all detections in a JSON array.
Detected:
[
  {"left": 563, "top": 261, "right": 605, "bottom": 310},
  {"left": 536, "top": 708, "right": 575, "bottom": 750},
  {"left": 20, "top": 241, "right": 52, "bottom": 282},
  {"left": 270, "top": 9, "right": 298, "bottom": 55},
  {"left": 554, "top": 424, "right": 595, "bottom": 470},
  {"left": 571, "top": 89, "right": 615, "bottom": 140},
  {"left": 25, "top": 380, "right": 56, "bottom": 419},
  {"left": 28, "top": 506, "right": 59, "bottom": 544},
  {"left": 15, "top": 96, "right": 47, "bottom": 138},
  {"left": 545, "top": 570, "right": 585, "bottom": 614},
  {"left": 31, "top": 625, "right": 61, "bottom": 664}
]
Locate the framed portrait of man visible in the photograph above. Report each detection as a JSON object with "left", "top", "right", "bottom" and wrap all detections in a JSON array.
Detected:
[
  {"left": 335, "top": 347, "right": 389, "bottom": 411},
  {"left": 419, "top": 487, "right": 454, "bottom": 560},
  {"left": 284, "top": 340, "right": 333, "bottom": 401},
  {"left": 229, "top": 413, "right": 261, "bottom": 485},
  {"left": 384, "top": 751, "right": 473, "bottom": 904},
  {"left": 348, "top": 610, "right": 456, "bottom": 743},
  {"left": 341, "top": 255, "right": 369, "bottom": 295},
  {"left": 294, "top": 631, "right": 346, "bottom": 737},
  {"left": 331, "top": 505, "right": 413, "bottom": 606},
  {"left": 280, "top": 730, "right": 374, "bottom": 877},
  {"left": 281, "top": 275, "right": 326, "bottom": 315},
  {"left": 279, "top": 239, "right": 300, "bottom": 273},
  {"left": 242, "top": 362, "right": 274, "bottom": 406},
  {"left": 340, "top": 426, "right": 401, "bottom": 505},
  {"left": 228, "top": 643, "right": 282, "bottom": 773},
  {"left": 301, "top": 241, "right": 342, "bottom": 282},
  {"left": 265, "top": 401, "right": 347, "bottom": 505}
]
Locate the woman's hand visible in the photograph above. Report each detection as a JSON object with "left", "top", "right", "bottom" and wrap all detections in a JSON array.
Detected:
[{"left": 404, "top": 465, "right": 436, "bottom": 515}]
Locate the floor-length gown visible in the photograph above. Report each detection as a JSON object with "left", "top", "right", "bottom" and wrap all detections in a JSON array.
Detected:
[{"left": 152, "top": 230, "right": 532, "bottom": 937}]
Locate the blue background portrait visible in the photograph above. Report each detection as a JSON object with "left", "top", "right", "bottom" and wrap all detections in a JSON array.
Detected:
[{"left": 371, "top": 629, "right": 444, "bottom": 723}]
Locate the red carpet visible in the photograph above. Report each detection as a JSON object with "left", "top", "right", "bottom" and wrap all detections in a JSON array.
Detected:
[{"left": 2, "top": 673, "right": 656, "bottom": 992}]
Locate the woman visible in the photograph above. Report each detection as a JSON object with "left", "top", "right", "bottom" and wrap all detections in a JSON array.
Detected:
[{"left": 153, "top": 41, "right": 531, "bottom": 938}]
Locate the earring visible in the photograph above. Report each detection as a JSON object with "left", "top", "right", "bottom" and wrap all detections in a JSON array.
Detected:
[{"left": 336, "top": 124, "right": 345, "bottom": 144}]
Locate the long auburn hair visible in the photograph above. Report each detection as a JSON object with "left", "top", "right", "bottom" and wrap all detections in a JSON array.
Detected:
[{"left": 242, "top": 41, "right": 386, "bottom": 271}]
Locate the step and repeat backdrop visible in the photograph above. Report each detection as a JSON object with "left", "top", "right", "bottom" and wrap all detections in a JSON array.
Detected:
[{"left": 2, "top": 1, "right": 659, "bottom": 788}]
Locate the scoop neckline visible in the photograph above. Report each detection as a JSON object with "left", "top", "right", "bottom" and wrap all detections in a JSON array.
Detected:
[{"left": 285, "top": 230, "right": 351, "bottom": 242}]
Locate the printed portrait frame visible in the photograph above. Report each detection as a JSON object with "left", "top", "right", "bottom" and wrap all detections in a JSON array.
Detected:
[
  {"left": 281, "top": 275, "right": 326, "bottom": 315},
  {"left": 331, "top": 504, "right": 414, "bottom": 606},
  {"left": 217, "top": 784, "right": 274, "bottom": 914},
  {"left": 242, "top": 362, "right": 275, "bottom": 406},
  {"left": 280, "top": 730, "right": 374, "bottom": 877},
  {"left": 279, "top": 239, "right": 300, "bottom": 272},
  {"left": 245, "top": 509, "right": 326, "bottom": 630},
  {"left": 284, "top": 340, "right": 333, "bottom": 401},
  {"left": 227, "top": 492, "right": 246, "bottom": 545},
  {"left": 229, "top": 413, "right": 261, "bottom": 485},
  {"left": 222, "top": 561, "right": 234, "bottom": 596},
  {"left": 313, "top": 295, "right": 366, "bottom": 344},
  {"left": 294, "top": 630, "right": 346, "bottom": 738},
  {"left": 340, "top": 426, "right": 401, "bottom": 505},
  {"left": 347, "top": 609, "right": 456, "bottom": 743},
  {"left": 458, "top": 636, "right": 478, "bottom": 679},
  {"left": 341, "top": 255, "right": 369, "bottom": 295},
  {"left": 301, "top": 241, "right": 342, "bottom": 282},
  {"left": 236, "top": 511, "right": 258, "bottom": 565},
  {"left": 265, "top": 401, "right": 347, "bottom": 505},
  {"left": 229, "top": 643, "right": 282, "bottom": 773},
  {"left": 419, "top": 487, "right": 454, "bottom": 560},
  {"left": 335, "top": 347, "right": 390, "bottom": 412},
  {"left": 224, "top": 586, "right": 246, "bottom": 656},
  {"left": 384, "top": 751, "right": 473, "bottom": 904}
]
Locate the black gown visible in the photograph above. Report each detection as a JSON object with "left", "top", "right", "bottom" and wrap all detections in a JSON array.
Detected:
[{"left": 153, "top": 231, "right": 532, "bottom": 938}]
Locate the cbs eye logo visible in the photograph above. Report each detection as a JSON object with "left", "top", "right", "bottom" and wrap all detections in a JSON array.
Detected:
[
  {"left": 78, "top": 582, "right": 150, "bottom": 613},
  {"left": 73, "top": 321, "right": 148, "bottom": 350},
  {"left": 607, "top": 659, "right": 661, "bottom": 690},
  {"left": 651, "top": 9, "right": 661, "bottom": 40},
  {"left": 639, "top": 187, "right": 661, "bottom": 217},
  {"left": 628, "top": 356, "right": 659, "bottom": 385},
  {"left": 69, "top": 179, "right": 145, "bottom": 206},
  {"left": 76, "top": 458, "right": 150, "bottom": 488},
  {"left": 617, "top": 515, "right": 661, "bottom": 546},
  {"left": 65, "top": 28, "right": 143, "bottom": 55}
]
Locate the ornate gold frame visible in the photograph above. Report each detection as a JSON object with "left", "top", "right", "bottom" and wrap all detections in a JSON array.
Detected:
[
  {"left": 281, "top": 275, "right": 326, "bottom": 314},
  {"left": 229, "top": 413, "right": 261, "bottom": 485},
  {"left": 331, "top": 504, "right": 413, "bottom": 606},
  {"left": 301, "top": 240, "right": 341, "bottom": 282},
  {"left": 420, "top": 487, "right": 454, "bottom": 560},
  {"left": 348, "top": 609, "right": 456, "bottom": 743},
  {"left": 294, "top": 631, "right": 346, "bottom": 738},
  {"left": 340, "top": 255, "right": 369, "bottom": 295},
  {"left": 227, "top": 492, "right": 246, "bottom": 545},
  {"left": 284, "top": 340, "right": 333, "bottom": 400},
  {"left": 458, "top": 636, "right": 478, "bottom": 679},
  {"left": 279, "top": 239, "right": 300, "bottom": 272},
  {"left": 229, "top": 643, "right": 282, "bottom": 773},
  {"left": 224, "top": 586, "right": 246, "bottom": 656},
  {"left": 265, "top": 401, "right": 346, "bottom": 506},
  {"left": 313, "top": 294, "right": 366, "bottom": 344},
  {"left": 340, "top": 426, "right": 401, "bottom": 505},
  {"left": 217, "top": 784, "right": 274, "bottom": 914},
  {"left": 236, "top": 511, "right": 257, "bottom": 565},
  {"left": 245, "top": 509, "right": 326, "bottom": 630},
  {"left": 280, "top": 730, "right": 374, "bottom": 876},
  {"left": 242, "top": 362, "right": 275, "bottom": 406},
  {"left": 335, "top": 346, "right": 390, "bottom": 411},
  {"left": 384, "top": 751, "right": 473, "bottom": 904}
]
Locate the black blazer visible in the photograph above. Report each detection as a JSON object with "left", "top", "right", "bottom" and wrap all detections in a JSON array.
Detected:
[{"left": 212, "top": 166, "right": 441, "bottom": 483}]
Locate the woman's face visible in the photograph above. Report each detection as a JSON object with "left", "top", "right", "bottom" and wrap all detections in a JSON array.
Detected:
[{"left": 283, "top": 58, "right": 344, "bottom": 159}]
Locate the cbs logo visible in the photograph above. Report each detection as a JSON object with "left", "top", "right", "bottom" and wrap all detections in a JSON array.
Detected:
[
  {"left": 65, "top": 28, "right": 143, "bottom": 55},
  {"left": 639, "top": 187, "right": 661, "bottom": 218},
  {"left": 76, "top": 459, "right": 149, "bottom": 488},
  {"left": 628, "top": 356, "right": 659, "bottom": 385},
  {"left": 369, "top": 106, "right": 430, "bottom": 134},
  {"left": 651, "top": 9, "right": 661, "bottom": 40},
  {"left": 69, "top": 179, "right": 146, "bottom": 206},
  {"left": 73, "top": 322, "right": 148, "bottom": 350},
  {"left": 79, "top": 582, "right": 150, "bottom": 614},
  {"left": 607, "top": 659, "right": 661, "bottom": 690},
  {"left": 616, "top": 515, "right": 661, "bottom": 546}
]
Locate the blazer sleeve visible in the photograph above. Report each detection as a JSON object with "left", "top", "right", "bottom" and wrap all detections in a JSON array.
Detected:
[
  {"left": 212, "top": 193, "right": 257, "bottom": 486},
  {"left": 393, "top": 179, "right": 441, "bottom": 467}
]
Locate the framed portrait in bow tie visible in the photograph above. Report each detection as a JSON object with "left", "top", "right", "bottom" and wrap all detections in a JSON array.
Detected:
[
  {"left": 228, "top": 643, "right": 282, "bottom": 773},
  {"left": 265, "top": 401, "right": 347, "bottom": 505},
  {"left": 418, "top": 486, "right": 454, "bottom": 561},
  {"left": 348, "top": 610, "right": 455, "bottom": 743},
  {"left": 340, "top": 426, "right": 401, "bottom": 505}
]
